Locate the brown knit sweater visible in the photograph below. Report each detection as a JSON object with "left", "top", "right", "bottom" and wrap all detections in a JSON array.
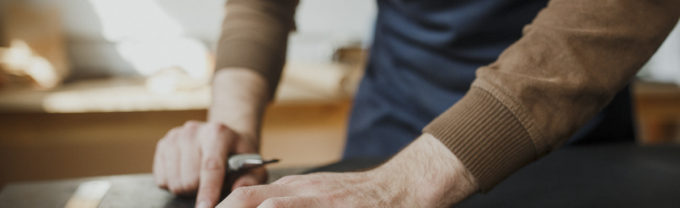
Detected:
[{"left": 215, "top": 0, "right": 680, "bottom": 191}]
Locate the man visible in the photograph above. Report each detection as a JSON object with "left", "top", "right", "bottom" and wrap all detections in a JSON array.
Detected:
[{"left": 152, "top": 0, "right": 679, "bottom": 207}]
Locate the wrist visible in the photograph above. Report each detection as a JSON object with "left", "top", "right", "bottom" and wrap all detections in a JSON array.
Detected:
[
  {"left": 209, "top": 68, "right": 270, "bottom": 148},
  {"left": 374, "top": 133, "right": 478, "bottom": 207}
]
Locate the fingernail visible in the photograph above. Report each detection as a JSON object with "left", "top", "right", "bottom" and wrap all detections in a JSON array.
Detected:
[{"left": 196, "top": 201, "right": 209, "bottom": 208}]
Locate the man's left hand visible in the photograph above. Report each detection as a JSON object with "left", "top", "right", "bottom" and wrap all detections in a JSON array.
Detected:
[
  {"left": 217, "top": 171, "right": 410, "bottom": 207},
  {"left": 216, "top": 133, "right": 479, "bottom": 208}
]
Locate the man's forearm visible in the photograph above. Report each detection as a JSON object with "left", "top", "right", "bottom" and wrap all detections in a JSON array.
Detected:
[
  {"left": 208, "top": 68, "right": 271, "bottom": 147},
  {"left": 210, "top": 0, "right": 298, "bottom": 141}
]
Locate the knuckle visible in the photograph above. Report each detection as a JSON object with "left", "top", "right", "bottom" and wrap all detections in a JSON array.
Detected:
[
  {"left": 156, "top": 139, "right": 166, "bottom": 149},
  {"left": 207, "top": 122, "right": 225, "bottom": 130},
  {"left": 207, "top": 122, "right": 233, "bottom": 135},
  {"left": 169, "top": 127, "right": 182, "bottom": 136},
  {"left": 184, "top": 120, "right": 201, "bottom": 128}
]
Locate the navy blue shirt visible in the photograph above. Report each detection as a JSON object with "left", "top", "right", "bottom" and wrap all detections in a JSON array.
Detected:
[{"left": 343, "top": 0, "right": 635, "bottom": 158}]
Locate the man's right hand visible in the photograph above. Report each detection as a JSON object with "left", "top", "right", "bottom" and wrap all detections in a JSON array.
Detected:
[{"left": 153, "top": 121, "right": 267, "bottom": 208}]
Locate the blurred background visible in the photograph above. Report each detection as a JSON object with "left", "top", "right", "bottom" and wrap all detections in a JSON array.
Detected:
[{"left": 0, "top": 0, "right": 678, "bottom": 187}]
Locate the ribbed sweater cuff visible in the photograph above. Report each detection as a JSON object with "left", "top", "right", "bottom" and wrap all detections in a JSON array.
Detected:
[
  {"left": 214, "top": 0, "right": 298, "bottom": 98},
  {"left": 423, "top": 87, "right": 537, "bottom": 191},
  {"left": 215, "top": 40, "right": 286, "bottom": 98}
]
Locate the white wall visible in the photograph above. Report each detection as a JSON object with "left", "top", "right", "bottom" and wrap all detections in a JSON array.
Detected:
[{"left": 640, "top": 21, "right": 680, "bottom": 85}]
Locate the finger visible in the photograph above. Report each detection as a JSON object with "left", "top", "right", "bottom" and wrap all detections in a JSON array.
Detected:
[
  {"left": 163, "top": 135, "right": 183, "bottom": 194},
  {"left": 196, "top": 123, "right": 233, "bottom": 208},
  {"left": 178, "top": 122, "right": 201, "bottom": 193},
  {"left": 257, "top": 196, "right": 324, "bottom": 208},
  {"left": 232, "top": 167, "right": 268, "bottom": 190},
  {"left": 218, "top": 184, "right": 293, "bottom": 208},
  {"left": 232, "top": 175, "right": 260, "bottom": 190},
  {"left": 153, "top": 139, "right": 168, "bottom": 189}
]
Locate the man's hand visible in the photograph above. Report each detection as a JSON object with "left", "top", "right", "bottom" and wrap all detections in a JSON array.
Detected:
[
  {"left": 153, "top": 121, "right": 267, "bottom": 208},
  {"left": 216, "top": 133, "right": 479, "bottom": 208},
  {"left": 218, "top": 172, "right": 397, "bottom": 207},
  {"left": 152, "top": 69, "right": 271, "bottom": 207}
]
